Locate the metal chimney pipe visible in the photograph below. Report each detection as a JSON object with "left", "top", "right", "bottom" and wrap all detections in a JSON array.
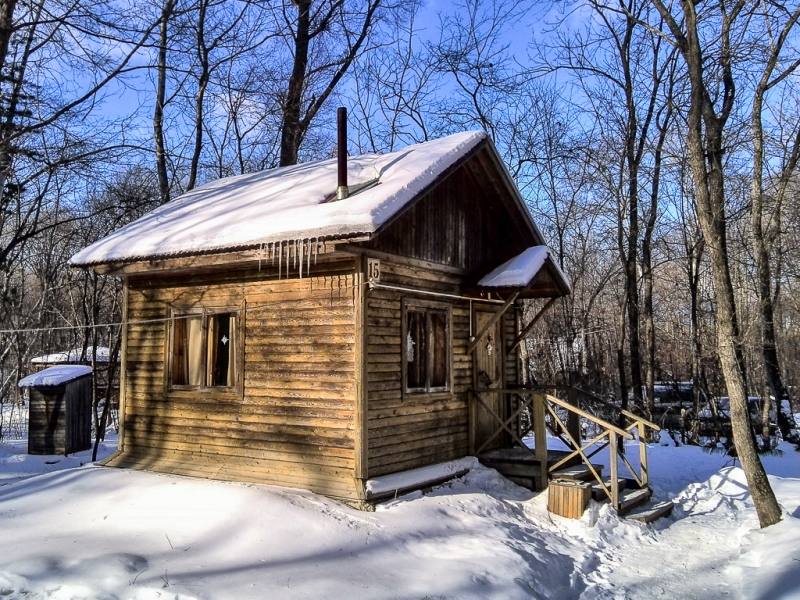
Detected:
[{"left": 336, "top": 107, "right": 349, "bottom": 200}]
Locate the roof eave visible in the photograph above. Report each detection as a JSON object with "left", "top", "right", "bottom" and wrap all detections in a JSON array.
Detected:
[{"left": 75, "top": 234, "right": 371, "bottom": 276}]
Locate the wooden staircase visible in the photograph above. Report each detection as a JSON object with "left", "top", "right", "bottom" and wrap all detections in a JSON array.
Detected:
[
  {"left": 553, "top": 467, "right": 674, "bottom": 523},
  {"left": 472, "top": 386, "right": 674, "bottom": 522}
]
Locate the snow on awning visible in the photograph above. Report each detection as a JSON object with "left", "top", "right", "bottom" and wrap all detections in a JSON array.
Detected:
[
  {"left": 477, "top": 246, "right": 571, "bottom": 292},
  {"left": 19, "top": 365, "right": 92, "bottom": 387}
]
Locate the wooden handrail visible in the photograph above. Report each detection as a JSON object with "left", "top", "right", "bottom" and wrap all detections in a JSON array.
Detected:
[
  {"left": 524, "top": 385, "right": 661, "bottom": 431},
  {"left": 470, "top": 386, "right": 650, "bottom": 510},
  {"left": 621, "top": 409, "right": 660, "bottom": 431},
  {"left": 472, "top": 388, "right": 634, "bottom": 439},
  {"left": 541, "top": 393, "right": 634, "bottom": 439}
]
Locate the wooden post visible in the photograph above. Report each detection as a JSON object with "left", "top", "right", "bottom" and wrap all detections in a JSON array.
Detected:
[
  {"left": 639, "top": 421, "right": 648, "bottom": 488},
  {"left": 609, "top": 431, "right": 619, "bottom": 510},
  {"left": 468, "top": 390, "right": 476, "bottom": 455},
  {"left": 567, "top": 387, "right": 581, "bottom": 449},
  {"left": 354, "top": 260, "right": 369, "bottom": 485},
  {"left": 533, "top": 393, "right": 549, "bottom": 489},
  {"left": 118, "top": 278, "right": 129, "bottom": 454}
]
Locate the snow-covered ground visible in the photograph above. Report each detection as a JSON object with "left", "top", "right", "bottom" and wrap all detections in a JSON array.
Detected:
[{"left": 0, "top": 431, "right": 799, "bottom": 599}]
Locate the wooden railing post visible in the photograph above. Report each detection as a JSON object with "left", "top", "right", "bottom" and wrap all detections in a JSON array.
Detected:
[
  {"left": 533, "top": 393, "right": 548, "bottom": 489},
  {"left": 567, "top": 387, "right": 581, "bottom": 448},
  {"left": 638, "top": 421, "right": 648, "bottom": 488},
  {"left": 609, "top": 431, "right": 619, "bottom": 510},
  {"left": 468, "top": 390, "right": 476, "bottom": 455}
]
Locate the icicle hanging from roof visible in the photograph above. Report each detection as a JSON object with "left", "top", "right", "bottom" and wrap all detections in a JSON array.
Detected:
[{"left": 299, "top": 239, "right": 304, "bottom": 279}]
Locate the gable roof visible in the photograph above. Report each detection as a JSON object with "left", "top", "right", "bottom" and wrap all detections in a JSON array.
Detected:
[{"left": 71, "top": 131, "right": 544, "bottom": 268}]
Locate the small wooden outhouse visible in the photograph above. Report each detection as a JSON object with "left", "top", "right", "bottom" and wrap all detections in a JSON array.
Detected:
[
  {"left": 19, "top": 365, "right": 93, "bottom": 455},
  {"left": 70, "top": 130, "right": 570, "bottom": 504}
]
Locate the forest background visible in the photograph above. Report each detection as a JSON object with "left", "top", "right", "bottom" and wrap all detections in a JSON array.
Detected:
[{"left": 0, "top": 0, "right": 799, "bottom": 474}]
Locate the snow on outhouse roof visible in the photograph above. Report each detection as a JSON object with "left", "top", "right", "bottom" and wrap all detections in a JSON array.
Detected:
[
  {"left": 31, "top": 346, "right": 111, "bottom": 365},
  {"left": 19, "top": 365, "right": 92, "bottom": 387},
  {"left": 477, "top": 246, "right": 571, "bottom": 292},
  {"left": 69, "top": 130, "right": 494, "bottom": 267}
]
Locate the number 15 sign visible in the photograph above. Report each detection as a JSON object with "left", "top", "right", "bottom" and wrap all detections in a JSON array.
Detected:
[{"left": 367, "top": 258, "right": 381, "bottom": 282}]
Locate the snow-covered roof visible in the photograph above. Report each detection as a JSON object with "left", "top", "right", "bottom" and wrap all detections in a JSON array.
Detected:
[
  {"left": 31, "top": 347, "right": 112, "bottom": 364},
  {"left": 19, "top": 365, "right": 92, "bottom": 387},
  {"left": 477, "top": 246, "right": 571, "bottom": 292},
  {"left": 70, "top": 131, "right": 491, "bottom": 267}
]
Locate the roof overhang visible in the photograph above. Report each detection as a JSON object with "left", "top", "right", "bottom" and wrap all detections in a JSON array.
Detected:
[{"left": 466, "top": 246, "right": 571, "bottom": 300}]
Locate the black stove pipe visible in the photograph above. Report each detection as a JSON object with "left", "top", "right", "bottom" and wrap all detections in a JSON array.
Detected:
[{"left": 337, "top": 107, "right": 349, "bottom": 200}]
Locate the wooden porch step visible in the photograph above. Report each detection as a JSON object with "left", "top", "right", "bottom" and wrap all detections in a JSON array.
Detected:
[
  {"left": 479, "top": 448, "right": 582, "bottom": 492},
  {"left": 550, "top": 464, "right": 605, "bottom": 482},
  {"left": 625, "top": 501, "right": 674, "bottom": 524},
  {"left": 617, "top": 488, "right": 652, "bottom": 515},
  {"left": 590, "top": 477, "right": 627, "bottom": 502}
]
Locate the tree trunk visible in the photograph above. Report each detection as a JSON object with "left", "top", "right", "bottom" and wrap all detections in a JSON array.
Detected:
[
  {"left": 650, "top": 0, "right": 782, "bottom": 527},
  {"left": 689, "top": 238, "right": 704, "bottom": 443},
  {"left": 187, "top": 0, "right": 210, "bottom": 191},
  {"left": 279, "top": 0, "right": 311, "bottom": 167},
  {"left": 642, "top": 81, "right": 672, "bottom": 428},
  {"left": 750, "top": 27, "right": 800, "bottom": 440},
  {"left": 153, "top": 0, "right": 175, "bottom": 204},
  {"left": 617, "top": 291, "right": 629, "bottom": 453},
  {"left": 0, "top": 0, "right": 17, "bottom": 74},
  {"left": 621, "top": 16, "right": 645, "bottom": 417}
]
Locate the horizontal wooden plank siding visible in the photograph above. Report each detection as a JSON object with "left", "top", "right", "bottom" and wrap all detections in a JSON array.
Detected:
[
  {"left": 365, "top": 259, "right": 474, "bottom": 477},
  {"left": 107, "top": 257, "right": 362, "bottom": 500}
]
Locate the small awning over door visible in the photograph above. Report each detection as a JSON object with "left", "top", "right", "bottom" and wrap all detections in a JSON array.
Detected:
[{"left": 475, "top": 246, "right": 571, "bottom": 299}]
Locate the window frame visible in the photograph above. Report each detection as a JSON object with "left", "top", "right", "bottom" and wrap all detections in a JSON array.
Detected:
[
  {"left": 401, "top": 299, "right": 452, "bottom": 397},
  {"left": 167, "top": 305, "right": 243, "bottom": 395}
]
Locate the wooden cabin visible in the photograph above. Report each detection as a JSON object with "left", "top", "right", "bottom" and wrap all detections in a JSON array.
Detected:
[{"left": 70, "top": 130, "right": 570, "bottom": 506}]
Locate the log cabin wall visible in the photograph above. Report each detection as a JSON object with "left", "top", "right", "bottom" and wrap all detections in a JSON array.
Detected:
[
  {"left": 365, "top": 258, "right": 470, "bottom": 477},
  {"left": 108, "top": 255, "right": 364, "bottom": 500},
  {"left": 363, "top": 257, "right": 519, "bottom": 478},
  {"left": 360, "top": 157, "right": 531, "bottom": 478}
]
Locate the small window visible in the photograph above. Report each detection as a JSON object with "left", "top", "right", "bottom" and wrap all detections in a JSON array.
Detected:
[
  {"left": 403, "top": 302, "right": 450, "bottom": 394},
  {"left": 170, "top": 309, "right": 239, "bottom": 390}
]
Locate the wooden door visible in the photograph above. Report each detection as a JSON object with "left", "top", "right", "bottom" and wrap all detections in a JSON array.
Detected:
[{"left": 472, "top": 311, "right": 506, "bottom": 452}]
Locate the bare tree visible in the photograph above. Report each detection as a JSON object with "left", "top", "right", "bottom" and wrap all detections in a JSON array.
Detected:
[
  {"left": 154, "top": 0, "right": 179, "bottom": 203},
  {"left": 647, "top": 0, "right": 785, "bottom": 528},
  {"left": 277, "top": 0, "right": 383, "bottom": 166},
  {"left": 537, "top": 0, "right": 680, "bottom": 421},
  {"left": 748, "top": 3, "right": 800, "bottom": 441}
]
